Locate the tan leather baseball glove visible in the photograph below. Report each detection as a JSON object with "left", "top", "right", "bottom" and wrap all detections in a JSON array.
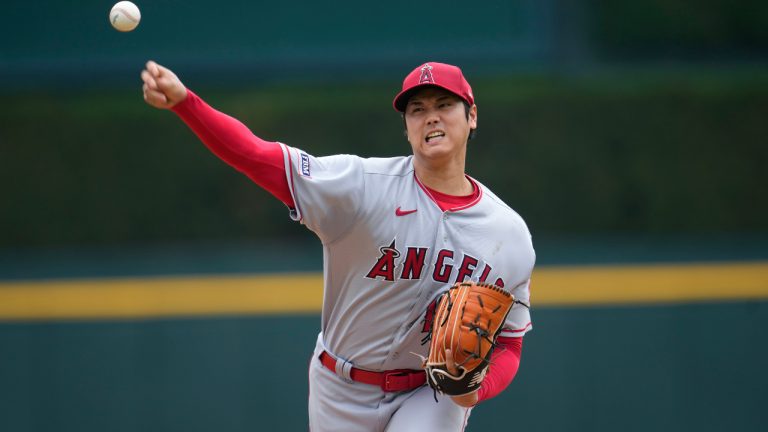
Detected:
[{"left": 424, "top": 281, "right": 515, "bottom": 396}]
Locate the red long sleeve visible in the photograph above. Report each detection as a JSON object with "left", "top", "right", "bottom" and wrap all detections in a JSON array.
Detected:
[
  {"left": 477, "top": 336, "right": 523, "bottom": 402},
  {"left": 171, "top": 90, "right": 294, "bottom": 207}
]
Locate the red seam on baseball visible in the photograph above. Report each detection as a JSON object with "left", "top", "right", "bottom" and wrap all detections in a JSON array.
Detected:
[{"left": 113, "top": 7, "right": 138, "bottom": 22}]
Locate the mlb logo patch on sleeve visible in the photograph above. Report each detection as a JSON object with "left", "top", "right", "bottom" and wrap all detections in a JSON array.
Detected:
[{"left": 300, "top": 153, "right": 311, "bottom": 177}]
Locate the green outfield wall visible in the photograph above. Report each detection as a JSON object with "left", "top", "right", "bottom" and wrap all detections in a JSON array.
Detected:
[
  {"left": 2, "top": 72, "right": 766, "bottom": 248},
  {"left": 1, "top": 302, "right": 766, "bottom": 432},
  {"left": 1, "top": 253, "right": 767, "bottom": 432}
]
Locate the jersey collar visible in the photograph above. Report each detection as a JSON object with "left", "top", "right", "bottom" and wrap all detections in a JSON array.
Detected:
[{"left": 414, "top": 173, "right": 483, "bottom": 212}]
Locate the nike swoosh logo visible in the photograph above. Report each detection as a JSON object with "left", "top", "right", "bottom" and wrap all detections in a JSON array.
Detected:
[{"left": 395, "top": 207, "right": 418, "bottom": 216}]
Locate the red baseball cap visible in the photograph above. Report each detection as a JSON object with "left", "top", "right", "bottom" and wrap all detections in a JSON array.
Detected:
[{"left": 393, "top": 62, "right": 474, "bottom": 112}]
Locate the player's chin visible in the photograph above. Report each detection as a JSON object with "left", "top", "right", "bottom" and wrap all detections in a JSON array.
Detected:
[{"left": 418, "top": 142, "right": 455, "bottom": 159}]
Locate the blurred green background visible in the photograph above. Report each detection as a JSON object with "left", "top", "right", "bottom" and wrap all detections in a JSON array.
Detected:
[{"left": 1, "top": 1, "right": 767, "bottom": 431}]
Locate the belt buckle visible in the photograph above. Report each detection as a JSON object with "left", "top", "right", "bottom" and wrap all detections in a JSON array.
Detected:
[
  {"left": 383, "top": 370, "right": 425, "bottom": 392},
  {"left": 382, "top": 371, "right": 408, "bottom": 392}
]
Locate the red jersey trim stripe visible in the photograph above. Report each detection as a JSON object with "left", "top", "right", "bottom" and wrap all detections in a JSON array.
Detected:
[
  {"left": 449, "top": 175, "right": 483, "bottom": 211},
  {"left": 500, "top": 322, "right": 533, "bottom": 335},
  {"left": 413, "top": 174, "right": 483, "bottom": 212},
  {"left": 461, "top": 408, "right": 471, "bottom": 431},
  {"left": 281, "top": 143, "right": 303, "bottom": 222},
  {"left": 414, "top": 174, "right": 442, "bottom": 212}
]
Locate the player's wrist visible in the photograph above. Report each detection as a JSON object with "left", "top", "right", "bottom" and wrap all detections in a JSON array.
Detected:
[
  {"left": 170, "top": 86, "right": 189, "bottom": 107},
  {"left": 450, "top": 390, "right": 479, "bottom": 407},
  {"left": 169, "top": 88, "right": 193, "bottom": 112}
]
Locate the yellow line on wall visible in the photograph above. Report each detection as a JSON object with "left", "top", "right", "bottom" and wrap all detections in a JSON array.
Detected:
[
  {"left": 531, "top": 261, "right": 768, "bottom": 306},
  {"left": 0, "top": 273, "right": 323, "bottom": 320},
  {"left": 0, "top": 261, "right": 766, "bottom": 321}
]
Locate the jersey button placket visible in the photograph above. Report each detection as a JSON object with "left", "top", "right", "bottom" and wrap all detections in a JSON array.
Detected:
[{"left": 442, "top": 213, "right": 449, "bottom": 242}]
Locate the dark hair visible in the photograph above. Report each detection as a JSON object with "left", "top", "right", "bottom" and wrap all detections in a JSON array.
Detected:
[
  {"left": 401, "top": 101, "right": 477, "bottom": 140},
  {"left": 463, "top": 101, "right": 477, "bottom": 140}
]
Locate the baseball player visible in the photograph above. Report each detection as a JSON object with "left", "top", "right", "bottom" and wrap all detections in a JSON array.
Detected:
[{"left": 141, "top": 60, "right": 535, "bottom": 431}]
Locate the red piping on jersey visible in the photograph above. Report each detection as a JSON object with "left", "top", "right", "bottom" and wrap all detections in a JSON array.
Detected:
[
  {"left": 501, "top": 321, "right": 532, "bottom": 335},
  {"left": 414, "top": 173, "right": 483, "bottom": 212},
  {"left": 283, "top": 144, "right": 303, "bottom": 221},
  {"left": 306, "top": 353, "right": 313, "bottom": 423},
  {"left": 461, "top": 408, "right": 470, "bottom": 430}
]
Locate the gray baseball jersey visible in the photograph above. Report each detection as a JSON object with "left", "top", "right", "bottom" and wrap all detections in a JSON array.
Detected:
[{"left": 280, "top": 144, "right": 535, "bottom": 372}]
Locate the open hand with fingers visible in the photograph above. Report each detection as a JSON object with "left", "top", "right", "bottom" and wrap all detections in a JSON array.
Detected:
[{"left": 140, "top": 60, "right": 188, "bottom": 109}]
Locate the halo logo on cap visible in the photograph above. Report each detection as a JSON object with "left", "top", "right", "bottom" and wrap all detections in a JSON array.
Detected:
[
  {"left": 419, "top": 64, "right": 435, "bottom": 84},
  {"left": 393, "top": 61, "right": 474, "bottom": 112}
]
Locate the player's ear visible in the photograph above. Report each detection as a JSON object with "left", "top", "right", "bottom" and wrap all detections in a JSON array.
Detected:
[
  {"left": 469, "top": 104, "right": 478, "bottom": 129},
  {"left": 468, "top": 104, "right": 478, "bottom": 140}
]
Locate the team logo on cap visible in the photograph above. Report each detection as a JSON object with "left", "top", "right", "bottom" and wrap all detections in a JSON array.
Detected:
[{"left": 419, "top": 64, "right": 434, "bottom": 84}]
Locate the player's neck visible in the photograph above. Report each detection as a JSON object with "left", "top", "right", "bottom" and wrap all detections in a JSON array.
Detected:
[{"left": 413, "top": 157, "right": 473, "bottom": 196}]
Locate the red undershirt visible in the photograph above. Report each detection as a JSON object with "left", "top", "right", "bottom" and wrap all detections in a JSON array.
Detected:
[
  {"left": 172, "top": 90, "right": 523, "bottom": 402},
  {"left": 422, "top": 180, "right": 480, "bottom": 212}
]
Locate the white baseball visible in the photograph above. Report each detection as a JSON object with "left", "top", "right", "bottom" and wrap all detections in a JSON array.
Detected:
[{"left": 109, "top": 1, "right": 141, "bottom": 32}]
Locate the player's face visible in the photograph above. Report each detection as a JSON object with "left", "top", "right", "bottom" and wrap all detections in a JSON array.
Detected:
[{"left": 404, "top": 88, "right": 477, "bottom": 164}]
